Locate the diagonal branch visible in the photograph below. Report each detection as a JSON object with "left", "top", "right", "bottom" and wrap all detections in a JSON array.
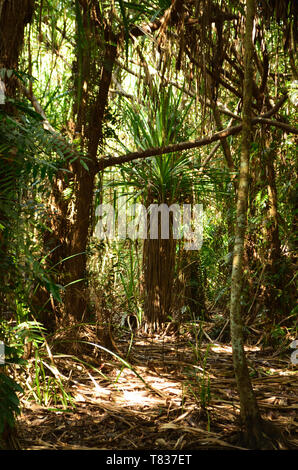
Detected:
[
  {"left": 98, "top": 108, "right": 297, "bottom": 171},
  {"left": 21, "top": 82, "right": 296, "bottom": 174},
  {"left": 253, "top": 117, "right": 298, "bottom": 134},
  {"left": 98, "top": 123, "right": 244, "bottom": 170}
]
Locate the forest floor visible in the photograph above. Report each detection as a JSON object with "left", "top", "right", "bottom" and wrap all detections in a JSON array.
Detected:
[{"left": 17, "top": 323, "right": 298, "bottom": 450}]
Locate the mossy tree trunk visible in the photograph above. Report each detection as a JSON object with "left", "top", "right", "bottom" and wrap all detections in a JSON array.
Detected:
[
  {"left": 230, "top": 0, "right": 286, "bottom": 449},
  {"left": 229, "top": 0, "right": 265, "bottom": 448}
]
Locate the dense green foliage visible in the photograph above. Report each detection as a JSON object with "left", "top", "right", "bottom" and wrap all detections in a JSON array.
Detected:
[{"left": 0, "top": 0, "right": 296, "bottom": 450}]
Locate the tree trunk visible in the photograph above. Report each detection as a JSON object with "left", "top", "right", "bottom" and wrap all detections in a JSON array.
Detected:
[
  {"left": 229, "top": 0, "right": 287, "bottom": 449},
  {"left": 266, "top": 151, "right": 281, "bottom": 263},
  {"left": 0, "top": 0, "right": 35, "bottom": 450},
  {"left": 263, "top": 145, "right": 284, "bottom": 317},
  {"left": 229, "top": 0, "right": 268, "bottom": 448},
  {"left": 0, "top": 0, "right": 35, "bottom": 277},
  {"left": 183, "top": 251, "right": 207, "bottom": 320},
  {"left": 263, "top": 142, "right": 295, "bottom": 326},
  {"left": 143, "top": 236, "right": 176, "bottom": 331},
  {"left": 0, "top": 0, "right": 34, "bottom": 91},
  {"left": 62, "top": 27, "right": 118, "bottom": 327},
  {"left": 143, "top": 204, "right": 176, "bottom": 331},
  {"left": 39, "top": 6, "right": 118, "bottom": 331}
]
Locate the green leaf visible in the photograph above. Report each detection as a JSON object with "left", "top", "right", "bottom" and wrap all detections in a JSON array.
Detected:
[
  {"left": 12, "top": 101, "right": 44, "bottom": 121},
  {"left": 80, "top": 159, "right": 89, "bottom": 172}
]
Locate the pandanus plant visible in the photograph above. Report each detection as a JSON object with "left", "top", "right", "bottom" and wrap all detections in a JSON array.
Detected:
[{"left": 117, "top": 84, "right": 200, "bottom": 330}]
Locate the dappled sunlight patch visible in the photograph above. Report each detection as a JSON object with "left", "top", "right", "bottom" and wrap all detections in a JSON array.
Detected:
[
  {"left": 17, "top": 333, "right": 298, "bottom": 450},
  {"left": 210, "top": 343, "right": 233, "bottom": 354},
  {"left": 209, "top": 344, "right": 261, "bottom": 355},
  {"left": 121, "top": 390, "right": 160, "bottom": 406},
  {"left": 265, "top": 368, "right": 297, "bottom": 376}
]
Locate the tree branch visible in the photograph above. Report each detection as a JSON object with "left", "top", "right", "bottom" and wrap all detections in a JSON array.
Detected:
[
  {"left": 20, "top": 84, "right": 57, "bottom": 134},
  {"left": 98, "top": 104, "right": 297, "bottom": 171},
  {"left": 254, "top": 118, "right": 298, "bottom": 134},
  {"left": 98, "top": 123, "right": 243, "bottom": 170},
  {"left": 20, "top": 81, "right": 295, "bottom": 175}
]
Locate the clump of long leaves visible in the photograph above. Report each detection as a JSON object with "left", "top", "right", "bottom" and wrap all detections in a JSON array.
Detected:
[{"left": 118, "top": 84, "right": 196, "bottom": 204}]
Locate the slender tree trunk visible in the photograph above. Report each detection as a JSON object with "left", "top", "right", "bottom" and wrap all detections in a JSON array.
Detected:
[
  {"left": 182, "top": 251, "right": 207, "bottom": 320},
  {"left": 37, "top": 2, "right": 118, "bottom": 331},
  {"left": 264, "top": 144, "right": 281, "bottom": 264},
  {"left": 63, "top": 29, "right": 118, "bottom": 326},
  {"left": 264, "top": 145, "right": 283, "bottom": 316},
  {"left": 212, "top": 103, "right": 236, "bottom": 282},
  {"left": 263, "top": 142, "right": 295, "bottom": 324},
  {"left": 229, "top": 0, "right": 286, "bottom": 448},
  {"left": 229, "top": 0, "right": 264, "bottom": 447},
  {"left": 212, "top": 104, "right": 236, "bottom": 176}
]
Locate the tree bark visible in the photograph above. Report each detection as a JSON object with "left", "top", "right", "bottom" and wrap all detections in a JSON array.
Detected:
[
  {"left": 143, "top": 205, "right": 176, "bottom": 331},
  {"left": 263, "top": 140, "right": 295, "bottom": 323},
  {"left": 229, "top": 0, "right": 264, "bottom": 447},
  {"left": 229, "top": 0, "right": 288, "bottom": 449},
  {"left": 63, "top": 26, "right": 118, "bottom": 326},
  {"left": 0, "top": 0, "right": 35, "bottom": 261},
  {"left": 39, "top": 8, "right": 118, "bottom": 331},
  {"left": 0, "top": 0, "right": 35, "bottom": 450},
  {"left": 263, "top": 144, "right": 283, "bottom": 317}
]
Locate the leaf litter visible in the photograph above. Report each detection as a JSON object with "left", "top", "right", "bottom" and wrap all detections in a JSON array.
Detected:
[{"left": 17, "top": 325, "right": 298, "bottom": 450}]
